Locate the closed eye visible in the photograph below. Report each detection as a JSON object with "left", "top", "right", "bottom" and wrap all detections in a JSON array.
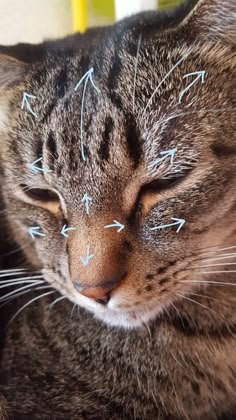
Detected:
[
  {"left": 139, "top": 177, "right": 180, "bottom": 195},
  {"left": 20, "top": 184, "right": 59, "bottom": 202}
]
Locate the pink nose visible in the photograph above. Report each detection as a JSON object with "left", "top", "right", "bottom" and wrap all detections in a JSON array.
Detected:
[
  {"left": 78, "top": 286, "right": 112, "bottom": 304},
  {"left": 73, "top": 273, "right": 126, "bottom": 304}
]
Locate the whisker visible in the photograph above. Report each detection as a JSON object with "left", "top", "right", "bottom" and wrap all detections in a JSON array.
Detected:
[
  {"left": 179, "top": 280, "right": 236, "bottom": 286},
  {"left": 71, "top": 303, "right": 78, "bottom": 318},
  {"left": 0, "top": 240, "right": 33, "bottom": 257},
  {"left": 186, "top": 291, "right": 227, "bottom": 306},
  {"left": 0, "top": 275, "right": 43, "bottom": 284},
  {"left": 48, "top": 295, "right": 66, "bottom": 311},
  {"left": 0, "top": 281, "right": 45, "bottom": 302},
  {"left": 153, "top": 108, "right": 235, "bottom": 130},
  {"left": 142, "top": 320, "right": 152, "bottom": 340},
  {"left": 0, "top": 268, "right": 29, "bottom": 274},
  {"left": 200, "top": 270, "right": 236, "bottom": 274},
  {"left": 0, "top": 279, "right": 43, "bottom": 289},
  {"left": 159, "top": 302, "right": 173, "bottom": 325},
  {"left": 132, "top": 33, "right": 142, "bottom": 113},
  {"left": 187, "top": 252, "right": 236, "bottom": 266},
  {"left": 6, "top": 290, "right": 55, "bottom": 327},
  {"left": 0, "top": 285, "right": 54, "bottom": 309},
  {"left": 176, "top": 293, "right": 222, "bottom": 318},
  {"left": 168, "top": 300, "right": 186, "bottom": 329},
  {"left": 0, "top": 272, "right": 42, "bottom": 281},
  {"left": 196, "top": 263, "right": 236, "bottom": 268}
]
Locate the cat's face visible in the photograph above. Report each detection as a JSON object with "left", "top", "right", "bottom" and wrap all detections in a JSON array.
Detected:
[{"left": 0, "top": 0, "right": 236, "bottom": 328}]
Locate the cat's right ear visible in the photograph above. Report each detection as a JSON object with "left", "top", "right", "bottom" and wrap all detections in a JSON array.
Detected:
[
  {"left": 181, "top": 0, "right": 236, "bottom": 44},
  {"left": 0, "top": 54, "right": 27, "bottom": 90}
]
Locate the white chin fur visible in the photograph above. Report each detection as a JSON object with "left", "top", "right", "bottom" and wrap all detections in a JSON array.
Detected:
[{"left": 75, "top": 295, "right": 164, "bottom": 329}]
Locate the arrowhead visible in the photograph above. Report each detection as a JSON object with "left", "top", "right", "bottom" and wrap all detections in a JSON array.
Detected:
[
  {"left": 80, "top": 245, "right": 94, "bottom": 266},
  {"left": 82, "top": 193, "right": 92, "bottom": 203},
  {"left": 27, "top": 163, "right": 39, "bottom": 173},
  {"left": 114, "top": 220, "right": 125, "bottom": 233},
  {"left": 149, "top": 148, "right": 177, "bottom": 169},
  {"left": 160, "top": 148, "right": 177, "bottom": 165},
  {"left": 171, "top": 218, "right": 186, "bottom": 233},
  {"left": 61, "top": 225, "right": 76, "bottom": 238},
  {"left": 21, "top": 92, "right": 37, "bottom": 107},
  {"left": 29, "top": 226, "right": 46, "bottom": 239},
  {"left": 183, "top": 70, "right": 206, "bottom": 83}
]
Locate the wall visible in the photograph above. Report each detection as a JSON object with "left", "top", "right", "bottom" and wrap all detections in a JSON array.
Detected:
[{"left": 0, "top": 0, "right": 73, "bottom": 45}]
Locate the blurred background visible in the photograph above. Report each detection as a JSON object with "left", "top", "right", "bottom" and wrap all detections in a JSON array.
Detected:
[{"left": 0, "top": 0, "right": 183, "bottom": 45}]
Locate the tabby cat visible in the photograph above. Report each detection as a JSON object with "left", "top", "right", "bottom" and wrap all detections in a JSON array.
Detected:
[{"left": 0, "top": 0, "right": 235, "bottom": 418}]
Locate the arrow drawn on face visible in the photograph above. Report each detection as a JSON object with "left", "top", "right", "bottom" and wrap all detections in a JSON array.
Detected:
[
  {"left": 150, "top": 217, "right": 185, "bottom": 233},
  {"left": 104, "top": 220, "right": 125, "bottom": 233},
  {"left": 60, "top": 225, "right": 77, "bottom": 238},
  {"left": 178, "top": 71, "right": 206, "bottom": 104},
  {"left": 148, "top": 148, "right": 177, "bottom": 170},
  {"left": 21, "top": 92, "right": 38, "bottom": 118},
  {"left": 74, "top": 68, "right": 100, "bottom": 162},
  {"left": 80, "top": 245, "right": 94, "bottom": 266},
  {"left": 29, "top": 226, "right": 46, "bottom": 239},
  {"left": 81, "top": 193, "right": 92, "bottom": 215},
  {"left": 27, "top": 157, "right": 52, "bottom": 174}
]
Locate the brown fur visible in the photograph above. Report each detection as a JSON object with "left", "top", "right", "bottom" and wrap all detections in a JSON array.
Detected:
[{"left": 0, "top": 0, "right": 235, "bottom": 418}]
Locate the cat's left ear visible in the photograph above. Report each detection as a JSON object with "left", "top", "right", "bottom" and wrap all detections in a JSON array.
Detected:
[
  {"left": 182, "top": 0, "right": 236, "bottom": 44},
  {"left": 0, "top": 54, "right": 27, "bottom": 90},
  {"left": 0, "top": 55, "right": 27, "bottom": 130}
]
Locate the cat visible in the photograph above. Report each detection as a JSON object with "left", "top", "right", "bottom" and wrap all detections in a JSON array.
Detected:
[{"left": 0, "top": 0, "right": 235, "bottom": 418}]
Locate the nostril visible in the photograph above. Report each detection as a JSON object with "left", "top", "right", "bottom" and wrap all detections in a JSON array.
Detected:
[{"left": 95, "top": 293, "right": 110, "bottom": 305}]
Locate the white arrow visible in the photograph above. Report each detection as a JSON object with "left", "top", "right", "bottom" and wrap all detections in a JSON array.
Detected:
[
  {"left": 74, "top": 68, "right": 100, "bottom": 161},
  {"left": 27, "top": 157, "right": 52, "bottom": 174},
  {"left": 148, "top": 148, "right": 177, "bottom": 170},
  {"left": 21, "top": 92, "right": 38, "bottom": 118},
  {"left": 150, "top": 218, "right": 185, "bottom": 233},
  {"left": 81, "top": 193, "right": 92, "bottom": 215},
  {"left": 179, "top": 71, "right": 206, "bottom": 104},
  {"left": 104, "top": 220, "right": 125, "bottom": 233},
  {"left": 29, "top": 226, "right": 46, "bottom": 239},
  {"left": 60, "top": 225, "right": 77, "bottom": 238}
]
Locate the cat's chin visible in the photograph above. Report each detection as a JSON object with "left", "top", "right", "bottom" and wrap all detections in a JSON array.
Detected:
[
  {"left": 94, "top": 305, "right": 162, "bottom": 329},
  {"left": 78, "top": 297, "right": 164, "bottom": 329}
]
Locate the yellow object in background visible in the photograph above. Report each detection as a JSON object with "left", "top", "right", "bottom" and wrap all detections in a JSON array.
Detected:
[
  {"left": 71, "top": 0, "right": 183, "bottom": 33},
  {"left": 72, "top": 0, "right": 87, "bottom": 32}
]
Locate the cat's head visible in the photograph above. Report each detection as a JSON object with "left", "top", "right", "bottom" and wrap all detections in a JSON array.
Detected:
[{"left": 0, "top": 0, "right": 235, "bottom": 328}]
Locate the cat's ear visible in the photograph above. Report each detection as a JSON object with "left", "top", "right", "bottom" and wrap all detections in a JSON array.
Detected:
[
  {"left": 182, "top": 0, "right": 236, "bottom": 44},
  {"left": 0, "top": 55, "right": 27, "bottom": 131},
  {"left": 0, "top": 54, "right": 27, "bottom": 90}
]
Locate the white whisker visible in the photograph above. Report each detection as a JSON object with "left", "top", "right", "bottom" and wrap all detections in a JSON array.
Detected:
[
  {"left": 154, "top": 108, "right": 235, "bottom": 130},
  {"left": 201, "top": 270, "right": 236, "bottom": 274},
  {"left": 0, "top": 274, "right": 43, "bottom": 283},
  {"left": 179, "top": 280, "right": 235, "bottom": 286},
  {"left": 0, "top": 275, "right": 43, "bottom": 284},
  {"left": 48, "top": 295, "right": 66, "bottom": 310},
  {"left": 71, "top": 303, "right": 78, "bottom": 318},
  {"left": 6, "top": 291, "right": 55, "bottom": 327},
  {"left": 186, "top": 291, "right": 226, "bottom": 305},
  {"left": 0, "top": 279, "right": 43, "bottom": 289},
  {"left": 0, "top": 281, "right": 45, "bottom": 302},
  {"left": 197, "top": 263, "right": 236, "bottom": 268},
  {"left": 0, "top": 269, "right": 29, "bottom": 275},
  {"left": 0, "top": 285, "right": 54, "bottom": 309},
  {"left": 133, "top": 33, "right": 142, "bottom": 113},
  {"left": 197, "top": 254, "right": 236, "bottom": 263},
  {"left": 176, "top": 293, "right": 222, "bottom": 317}
]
